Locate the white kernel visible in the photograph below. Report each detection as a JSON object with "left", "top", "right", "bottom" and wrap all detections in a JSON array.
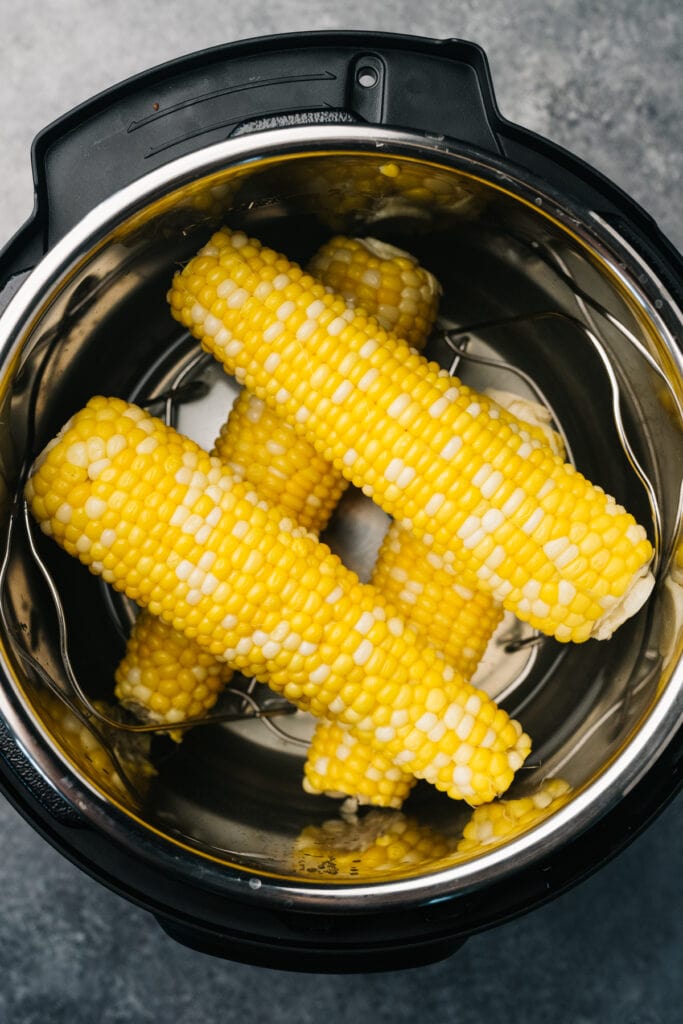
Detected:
[
  {"left": 327, "top": 317, "right": 347, "bottom": 336},
  {"left": 88, "top": 458, "right": 111, "bottom": 480},
  {"left": 390, "top": 710, "right": 409, "bottom": 728},
  {"left": 221, "top": 614, "right": 237, "bottom": 631},
  {"left": 522, "top": 507, "right": 545, "bottom": 536},
  {"left": 556, "top": 543, "right": 580, "bottom": 569},
  {"left": 375, "top": 726, "right": 396, "bottom": 743},
  {"left": 452, "top": 765, "right": 472, "bottom": 787},
  {"left": 480, "top": 470, "right": 504, "bottom": 500},
  {"left": 429, "top": 397, "right": 449, "bottom": 418},
  {"left": 416, "top": 712, "right": 438, "bottom": 733},
  {"left": 458, "top": 515, "right": 481, "bottom": 541},
  {"left": 181, "top": 513, "right": 203, "bottom": 535},
  {"left": 296, "top": 320, "right": 316, "bottom": 342},
  {"left": 396, "top": 466, "right": 416, "bottom": 489},
  {"left": 326, "top": 585, "right": 344, "bottom": 604},
  {"left": 385, "top": 457, "right": 404, "bottom": 483},
  {"left": 366, "top": 767, "right": 382, "bottom": 782},
  {"left": 263, "top": 321, "right": 284, "bottom": 343},
  {"left": 186, "top": 589, "right": 202, "bottom": 606},
  {"left": 175, "top": 467, "right": 193, "bottom": 486},
  {"left": 444, "top": 704, "right": 463, "bottom": 730},
  {"left": 264, "top": 353, "right": 281, "bottom": 374},
  {"left": 440, "top": 436, "right": 463, "bottom": 460},
  {"left": 201, "top": 574, "right": 219, "bottom": 596},
  {"left": 136, "top": 436, "right": 158, "bottom": 455},
  {"left": 331, "top": 380, "right": 353, "bottom": 404},
  {"left": 275, "top": 387, "right": 290, "bottom": 404},
  {"left": 387, "top": 617, "right": 404, "bottom": 636},
  {"left": 215, "top": 328, "right": 232, "bottom": 346},
  {"left": 55, "top": 503, "right": 72, "bottom": 524},
  {"left": 465, "top": 695, "right": 482, "bottom": 716},
  {"left": 254, "top": 281, "right": 273, "bottom": 301},
  {"left": 472, "top": 464, "right": 493, "bottom": 489},
  {"left": 75, "top": 535, "right": 91, "bottom": 553},
  {"left": 358, "top": 368, "right": 379, "bottom": 391},
  {"left": 299, "top": 641, "right": 318, "bottom": 657},
  {"left": 523, "top": 580, "right": 541, "bottom": 601},
  {"left": 261, "top": 641, "right": 281, "bottom": 659},
  {"left": 428, "top": 722, "right": 447, "bottom": 743},
  {"left": 359, "top": 339, "right": 378, "bottom": 358},
  {"left": 310, "top": 664, "right": 331, "bottom": 684},
  {"left": 558, "top": 580, "right": 576, "bottom": 605},
  {"left": 487, "top": 545, "right": 506, "bottom": 570},
  {"left": 276, "top": 300, "right": 296, "bottom": 321},
  {"left": 456, "top": 713, "right": 475, "bottom": 740},
  {"left": 343, "top": 448, "right": 358, "bottom": 467},
  {"left": 329, "top": 696, "right": 345, "bottom": 715},
  {"left": 272, "top": 273, "right": 290, "bottom": 290},
  {"left": 532, "top": 599, "right": 550, "bottom": 619},
  {"left": 227, "top": 288, "right": 248, "bottom": 309},
  {"left": 518, "top": 442, "right": 533, "bottom": 459},
  {"left": 482, "top": 508, "right": 504, "bottom": 533},
  {"left": 190, "top": 302, "right": 206, "bottom": 324},
  {"left": 100, "top": 529, "right": 116, "bottom": 548},
  {"left": 203, "top": 313, "right": 221, "bottom": 336},
  {"left": 85, "top": 496, "right": 106, "bottom": 519},
  {"left": 354, "top": 612, "right": 375, "bottom": 635},
  {"left": 230, "top": 232, "right": 248, "bottom": 248},
  {"left": 306, "top": 300, "right": 326, "bottom": 318},
  {"left": 394, "top": 751, "right": 415, "bottom": 765},
  {"left": 353, "top": 639, "right": 373, "bottom": 666},
  {"left": 481, "top": 728, "right": 497, "bottom": 749},
  {"left": 66, "top": 442, "right": 88, "bottom": 467},
  {"left": 206, "top": 507, "right": 222, "bottom": 528},
  {"left": 187, "top": 567, "right": 205, "bottom": 589},
  {"left": 502, "top": 488, "right": 527, "bottom": 517},
  {"left": 387, "top": 393, "right": 411, "bottom": 419},
  {"left": 198, "top": 551, "right": 216, "bottom": 572},
  {"left": 175, "top": 561, "right": 193, "bottom": 585}
]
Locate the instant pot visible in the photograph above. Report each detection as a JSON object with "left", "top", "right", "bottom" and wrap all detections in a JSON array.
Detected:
[{"left": 0, "top": 32, "right": 681, "bottom": 972}]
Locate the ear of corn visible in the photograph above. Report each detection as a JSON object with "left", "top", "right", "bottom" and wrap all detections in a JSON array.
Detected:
[
  {"left": 213, "top": 236, "right": 501, "bottom": 808},
  {"left": 114, "top": 610, "right": 233, "bottom": 728},
  {"left": 169, "top": 227, "right": 654, "bottom": 644},
  {"left": 306, "top": 235, "right": 441, "bottom": 349},
  {"left": 26, "top": 396, "right": 531, "bottom": 805}
]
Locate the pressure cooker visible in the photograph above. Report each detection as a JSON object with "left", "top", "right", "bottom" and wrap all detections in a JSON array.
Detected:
[{"left": 0, "top": 32, "right": 681, "bottom": 972}]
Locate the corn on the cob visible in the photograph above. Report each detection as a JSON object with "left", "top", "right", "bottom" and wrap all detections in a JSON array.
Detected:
[
  {"left": 294, "top": 809, "right": 458, "bottom": 878},
  {"left": 26, "top": 396, "right": 531, "bottom": 805},
  {"left": 169, "top": 227, "right": 654, "bottom": 644},
  {"left": 216, "top": 237, "right": 502, "bottom": 807},
  {"left": 306, "top": 236, "right": 441, "bottom": 349},
  {"left": 115, "top": 610, "right": 233, "bottom": 727},
  {"left": 457, "top": 778, "right": 572, "bottom": 854}
]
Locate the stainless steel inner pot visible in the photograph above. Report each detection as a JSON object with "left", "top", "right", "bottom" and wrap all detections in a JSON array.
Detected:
[{"left": 0, "top": 126, "right": 682, "bottom": 913}]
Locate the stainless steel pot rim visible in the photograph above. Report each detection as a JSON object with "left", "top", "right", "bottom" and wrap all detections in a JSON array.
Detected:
[{"left": 0, "top": 124, "right": 682, "bottom": 909}]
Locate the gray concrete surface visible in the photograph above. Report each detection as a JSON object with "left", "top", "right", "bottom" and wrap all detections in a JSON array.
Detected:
[{"left": 0, "top": 1, "right": 682, "bottom": 1021}]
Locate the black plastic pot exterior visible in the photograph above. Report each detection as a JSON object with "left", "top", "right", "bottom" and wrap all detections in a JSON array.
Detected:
[{"left": 0, "top": 32, "right": 681, "bottom": 972}]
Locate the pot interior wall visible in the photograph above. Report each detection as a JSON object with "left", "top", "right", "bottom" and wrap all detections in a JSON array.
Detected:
[{"left": 1, "top": 147, "right": 681, "bottom": 886}]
